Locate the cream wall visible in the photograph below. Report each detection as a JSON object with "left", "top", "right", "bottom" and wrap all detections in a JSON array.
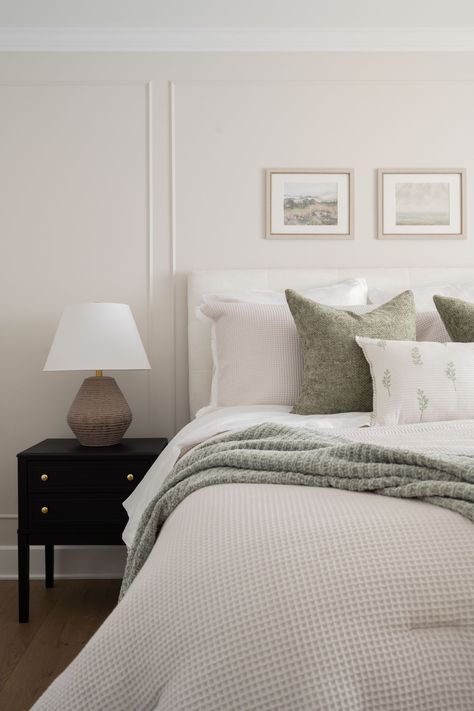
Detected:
[{"left": 1, "top": 52, "right": 474, "bottom": 576}]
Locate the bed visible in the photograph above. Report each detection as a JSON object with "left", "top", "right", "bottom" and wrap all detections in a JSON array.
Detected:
[{"left": 31, "top": 268, "right": 474, "bottom": 711}]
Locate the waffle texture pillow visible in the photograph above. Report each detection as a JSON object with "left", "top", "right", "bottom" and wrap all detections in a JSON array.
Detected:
[
  {"left": 433, "top": 295, "right": 474, "bottom": 342},
  {"left": 285, "top": 289, "right": 416, "bottom": 414},
  {"left": 415, "top": 311, "right": 450, "bottom": 343},
  {"left": 357, "top": 336, "right": 474, "bottom": 425},
  {"left": 200, "top": 302, "right": 301, "bottom": 406}
]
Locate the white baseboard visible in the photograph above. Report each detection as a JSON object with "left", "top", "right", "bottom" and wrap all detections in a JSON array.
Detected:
[{"left": 0, "top": 545, "right": 126, "bottom": 580}]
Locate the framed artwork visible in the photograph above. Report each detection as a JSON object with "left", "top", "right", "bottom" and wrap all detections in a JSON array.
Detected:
[
  {"left": 266, "top": 168, "right": 353, "bottom": 239},
  {"left": 378, "top": 168, "right": 466, "bottom": 240}
]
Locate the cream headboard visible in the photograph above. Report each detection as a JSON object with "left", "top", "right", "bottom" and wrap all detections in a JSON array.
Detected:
[{"left": 187, "top": 267, "right": 474, "bottom": 417}]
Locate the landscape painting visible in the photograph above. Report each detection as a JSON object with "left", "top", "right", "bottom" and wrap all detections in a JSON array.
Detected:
[
  {"left": 266, "top": 169, "right": 353, "bottom": 239},
  {"left": 395, "top": 182, "right": 450, "bottom": 226},
  {"left": 283, "top": 182, "right": 338, "bottom": 226},
  {"left": 378, "top": 169, "right": 465, "bottom": 239}
]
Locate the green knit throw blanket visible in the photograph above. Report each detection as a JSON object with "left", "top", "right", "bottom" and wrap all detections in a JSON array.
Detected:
[{"left": 120, "top": 423, "right": 474, "bottom": 598}]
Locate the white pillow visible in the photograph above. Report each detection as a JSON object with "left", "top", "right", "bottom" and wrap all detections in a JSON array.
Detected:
[
  {"left": 369, "top": 283, "right": 474, "bottom": 311},
  {"left": 203, "top": 278, "right": 368, "bottom": 306},
  {"left": 201, "top": 302, "right": 373, "bottom": 408},
  {"left": 357, "top": 336, "right": 474, "bottom": 426},
  {"left": 416, "top": 311, "right": 450, "bottom": 342}
]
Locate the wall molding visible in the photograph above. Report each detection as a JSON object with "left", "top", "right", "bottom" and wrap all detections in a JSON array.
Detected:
[
  {"left": 1, "top": 26, "right": 474, "bottom": 53},
  {"left": 144, "top": 79, "right": 155, "bottom": 434},
  {"left": 0, "top": 545, "right": 126, "bottom": 579},
  {"left": 169, "top": 80, "right": 179, "bottom": 431}
]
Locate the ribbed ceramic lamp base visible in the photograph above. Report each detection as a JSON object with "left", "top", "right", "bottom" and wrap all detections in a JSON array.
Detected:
[{"left": 67, "top": 376, "right": 132, "bottom": 447}]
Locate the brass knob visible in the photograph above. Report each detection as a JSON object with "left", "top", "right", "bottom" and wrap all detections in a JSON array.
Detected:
[
  {"left": 126, "top": 473, "right": 134, "bottom": 481},
  {"left": 41, "top": 474, "right": 48, "bottom": 482},
  {"left": 41, "top": 506, "right": 49, "bottom": 515}
]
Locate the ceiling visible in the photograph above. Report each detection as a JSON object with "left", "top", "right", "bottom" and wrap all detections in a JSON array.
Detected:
[{"left": 1, "top": 0, "right": 474, "bottom": 28}]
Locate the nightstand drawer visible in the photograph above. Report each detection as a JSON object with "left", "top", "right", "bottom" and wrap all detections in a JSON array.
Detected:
[
  {"left": 28, "top": 460, "right": 150, "bottom": 492},
  {"left": 29, "top": 493, "right": 128, "bottom": 527}
]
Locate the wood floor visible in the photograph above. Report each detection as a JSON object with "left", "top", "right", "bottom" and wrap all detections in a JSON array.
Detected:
[{"left": 0, "top": 579, "right": 121, "bottom": 711}]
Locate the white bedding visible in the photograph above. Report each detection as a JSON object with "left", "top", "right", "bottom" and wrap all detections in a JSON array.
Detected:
[{"left": 33, "top": 410, "right": 474, "bottom": 711}]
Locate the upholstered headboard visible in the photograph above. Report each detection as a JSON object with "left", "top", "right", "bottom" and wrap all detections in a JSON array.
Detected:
[{"left": 187, "top": 268, "right": 474, "bottom": 417}]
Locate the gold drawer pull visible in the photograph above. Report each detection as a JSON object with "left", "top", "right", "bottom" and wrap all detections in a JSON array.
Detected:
[
  {"left": 126, "top": 473, "right": 134, "bottom": 482},
  {"left": 41, "top": 506, "right": 49, "bottom": 515},
  {"left": 41, "top": 474, "right": 48, "bottom": 482}
]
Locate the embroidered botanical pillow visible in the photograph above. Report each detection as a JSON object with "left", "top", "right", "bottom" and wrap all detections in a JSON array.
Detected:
[{"left": 356, "top": 336, "right": 474, "bottom": 426}]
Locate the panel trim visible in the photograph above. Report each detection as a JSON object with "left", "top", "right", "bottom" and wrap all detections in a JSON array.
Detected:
[
  {"left": 2, "top": 26, "right": 474, "bottom": 52},
  {"left": 170, "top": 80, "right": 179, "bottom": 431},
  {"left": 145, "top": 79, "right": 155, "bottom": 434}
]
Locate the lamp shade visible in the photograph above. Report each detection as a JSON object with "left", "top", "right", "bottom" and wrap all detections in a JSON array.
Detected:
[{"left": 44, "top": 303, "right": 151, "bottom": 371}]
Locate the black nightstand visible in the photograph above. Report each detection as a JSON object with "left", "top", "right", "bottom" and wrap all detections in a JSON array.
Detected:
[{"left": 17, "top": 437, "right": 167, "bottom": 622}]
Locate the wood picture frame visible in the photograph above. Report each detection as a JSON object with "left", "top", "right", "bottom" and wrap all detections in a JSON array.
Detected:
[
  {"left": 266, "top": 168, "right": 354, "bottom": 240},
  {"left": 378, "top": 168, "right": 466, "bottom": 240}
]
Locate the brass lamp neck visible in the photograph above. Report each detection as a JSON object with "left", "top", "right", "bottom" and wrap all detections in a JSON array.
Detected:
[{"left": 95, "top": 370, "right": 103, "bottom": 377}]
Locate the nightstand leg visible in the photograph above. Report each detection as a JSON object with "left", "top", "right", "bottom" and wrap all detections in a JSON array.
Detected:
[
  {"left": 18, "top": 532, "right": 30, "bottom": 623},
  {"left": 45, "top": 545, "right": 54, "bottom": 588}
]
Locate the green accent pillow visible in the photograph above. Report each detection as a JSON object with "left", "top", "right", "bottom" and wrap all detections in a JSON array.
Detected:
[
  {"left": 285, "top": 289, "right": 416, "bottom": 414},
  {"left": 433, "top": 295, "right": 474, "bottom": 342}
]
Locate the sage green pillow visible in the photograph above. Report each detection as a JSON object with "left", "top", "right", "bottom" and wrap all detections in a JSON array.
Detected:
[
  {"left": 285, "top": 289, "right": 416, "bottom": 414},
  {"left": 433, "top": 294, "right": 474, "bottom": 342}
]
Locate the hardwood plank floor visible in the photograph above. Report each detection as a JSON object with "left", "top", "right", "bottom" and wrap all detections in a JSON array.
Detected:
[{"left": 0, "top": 579, "right": 121, "bottom": 711}]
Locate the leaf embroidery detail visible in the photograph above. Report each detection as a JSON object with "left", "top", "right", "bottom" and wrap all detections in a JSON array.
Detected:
[
  {"left": 382, "top": 369, "right": 392, "bottom": 397},
  {"left": 417, "top": 388, "right": 429, "bottom": 422},
  {"left": 445, "top": 361, "right": 456, "bottom": 391},
  {"left": 376, "top": 340, "right": 387, "bottom": 350},
  {"left": 411, "top": 347, "right": 423, "bottom": 366}
]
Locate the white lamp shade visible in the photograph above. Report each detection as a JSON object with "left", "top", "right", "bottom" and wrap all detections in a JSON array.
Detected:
[{"left": 44, "top": 303, "right": 151, "bottom": 371}]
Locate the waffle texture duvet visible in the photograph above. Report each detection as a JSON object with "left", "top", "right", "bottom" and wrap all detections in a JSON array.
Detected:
[{"left": 32, "top": 418, "right": 474, "bottom": 711}]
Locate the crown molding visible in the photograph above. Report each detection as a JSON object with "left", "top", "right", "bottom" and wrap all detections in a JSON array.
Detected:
[{"left": 1, "top": 26, "right": 474, "bottom": 52}]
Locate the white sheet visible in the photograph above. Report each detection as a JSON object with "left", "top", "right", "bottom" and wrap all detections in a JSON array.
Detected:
[{"left": 122, "top": 406, "right": 370, "bottom": 546}]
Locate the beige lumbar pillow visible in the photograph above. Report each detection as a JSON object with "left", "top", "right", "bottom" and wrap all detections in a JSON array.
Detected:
[{"left": 285, "top": 289, "right": 416, "bottom": 414}]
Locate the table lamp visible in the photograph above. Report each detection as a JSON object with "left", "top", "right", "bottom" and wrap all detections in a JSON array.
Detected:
[{"left": 44, "top": 303, "right": 151, "bottom": 447}]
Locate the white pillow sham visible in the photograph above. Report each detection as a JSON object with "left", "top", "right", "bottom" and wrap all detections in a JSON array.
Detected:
[
  {"left": 369, "top": 283, "right": 474, "bottom": 311},
  {"left": 416, "top": 311, "right": 450, "bottom": 343},
  {"left": 357, "top": 336, "right": 474, "bottom": 426},
  {"left": 200, "top": 302, "right": 373, "bottom": 408},
  {"left": 203, "top": 278, "right": 368, "bottom": 306}
]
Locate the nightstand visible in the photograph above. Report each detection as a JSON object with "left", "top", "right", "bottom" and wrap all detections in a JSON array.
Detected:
[{"left": 17, "top": 437, "right": 167, "bottom": 622}]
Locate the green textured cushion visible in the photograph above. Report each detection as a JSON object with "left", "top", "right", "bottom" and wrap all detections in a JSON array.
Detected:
[
  {"left": 285, "top": 289, "right": 416, "bottom": 414},
  {"left": 433, "top": 295, "right": 474, "bottom": 342}
]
